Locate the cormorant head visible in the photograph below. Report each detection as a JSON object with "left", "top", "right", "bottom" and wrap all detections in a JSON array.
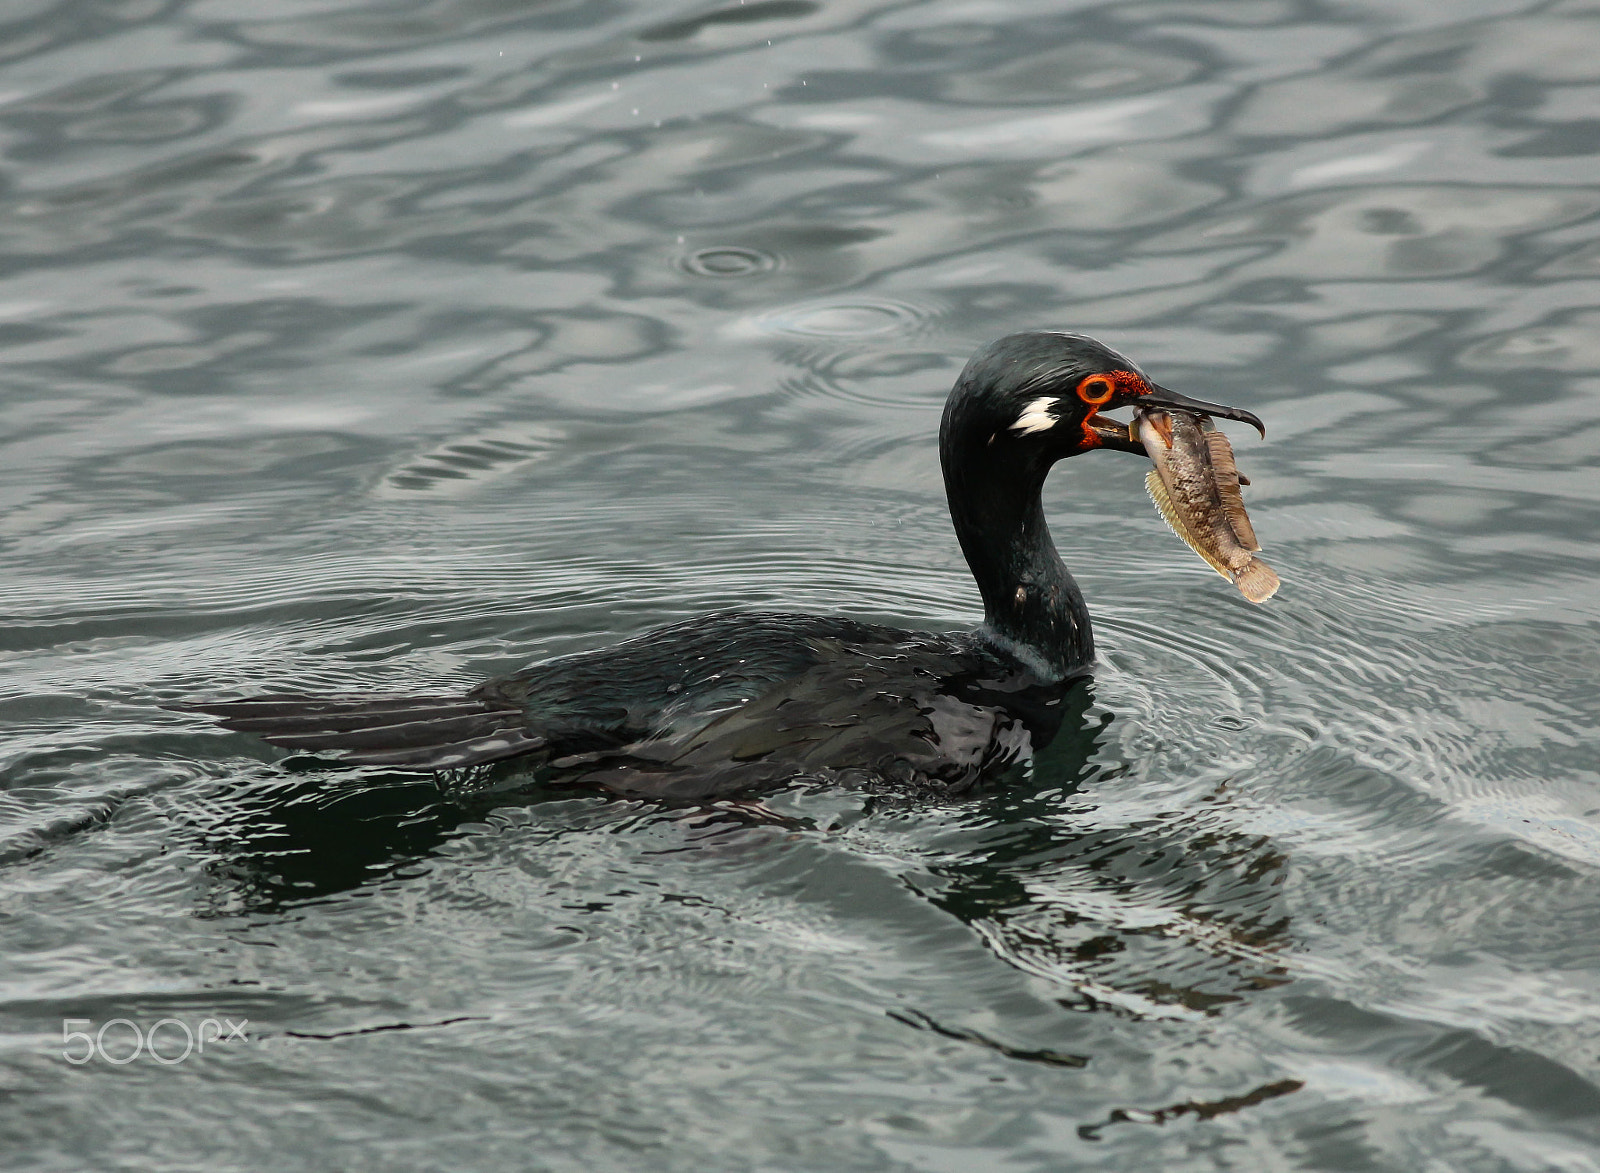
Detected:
[{"left": 941, "top": 331, "right": 1263, "bottom": 473}]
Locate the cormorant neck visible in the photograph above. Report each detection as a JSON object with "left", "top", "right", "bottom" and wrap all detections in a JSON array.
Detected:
[{"left": 941, "top": 441, "right": 1093, "bottom": 680}]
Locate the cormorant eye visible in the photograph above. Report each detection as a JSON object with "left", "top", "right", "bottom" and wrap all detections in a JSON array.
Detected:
[{"left": 1077, "top": 375, "right": 1115, "bottom": 406}]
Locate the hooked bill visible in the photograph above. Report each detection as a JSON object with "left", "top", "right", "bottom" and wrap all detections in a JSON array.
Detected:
[{"left": 1138, "top": 409, "right": 1280, "bottom": 604}]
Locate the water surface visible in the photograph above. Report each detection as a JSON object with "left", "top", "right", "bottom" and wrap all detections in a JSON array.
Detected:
[{"left": 4, "top": 0, "right": 1600, "bottom": 1168}]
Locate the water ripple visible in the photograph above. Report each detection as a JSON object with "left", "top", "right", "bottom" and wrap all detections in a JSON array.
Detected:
[
  {"left": 676, "top": 244, "right": 781, "bottom": 278},
  {"left": 6, "top": 0, "right": 1600, "bottom": 1168},
  {"left": 736, "top": 295, "right": 934, "bottom": 340}
]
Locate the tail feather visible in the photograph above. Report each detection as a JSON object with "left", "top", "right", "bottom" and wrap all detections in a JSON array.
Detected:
[
  {"left": 254, "top": 712, "right": 524, "bottom": 752},
  {"left": 330, "top": 730, "right": 547, "bottom": 770},
  {"left": 184, "top": 695, "right": 489, "bottom": 725},
  {"left": 178, "top": 694, "right": 546, "bottom": 770}
]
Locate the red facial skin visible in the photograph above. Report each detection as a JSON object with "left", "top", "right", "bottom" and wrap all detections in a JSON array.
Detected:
[{"left": 1075, "top": 369, "right": 1153, "bottom": 449}]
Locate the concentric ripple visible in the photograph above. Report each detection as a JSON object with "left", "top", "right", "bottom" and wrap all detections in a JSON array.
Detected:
[
  {"left": 739, "top": 296, "right": 932, "bottom": 339},
  {"left": 677, "top": 245, "right": 781, "bottom": 278}
]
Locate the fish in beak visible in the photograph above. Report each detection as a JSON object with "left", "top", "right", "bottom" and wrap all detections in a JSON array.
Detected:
[
  {"left": 1141, "top": 384, "right": 1266, "bottom": 438},
  {"left": 1135, "top": 405, "right": 1279, "bottom": 603}
]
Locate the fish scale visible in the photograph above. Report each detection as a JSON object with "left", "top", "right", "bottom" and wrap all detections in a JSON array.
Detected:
[{"left": 1139, "top": 410, "right": 1280, "bottom": 604}]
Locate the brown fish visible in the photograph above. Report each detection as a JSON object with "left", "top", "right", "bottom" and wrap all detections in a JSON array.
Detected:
[{"left": 1138, "top": 409, "right": 1279, "bottom": 603}]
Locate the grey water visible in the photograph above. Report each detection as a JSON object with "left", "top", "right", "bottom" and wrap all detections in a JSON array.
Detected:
[{"left": 2, "top": 0, "right": 1599, "bottom": 1168}]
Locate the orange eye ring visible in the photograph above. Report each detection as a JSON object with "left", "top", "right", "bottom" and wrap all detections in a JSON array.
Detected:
[{"left": 1077, "top": 375, "right": 1115, "bottom": 405}]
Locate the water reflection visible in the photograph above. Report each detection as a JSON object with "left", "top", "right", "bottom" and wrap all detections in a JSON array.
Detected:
[
  {"left": 191, "top": 680, "right": 1105, "bottom": 913},
  {"left": 196, "top": 673, "right": 1291, "bottom": 1035},
  {"left": 926, "top": 772, "right": 1294, "bottom": 1018}
]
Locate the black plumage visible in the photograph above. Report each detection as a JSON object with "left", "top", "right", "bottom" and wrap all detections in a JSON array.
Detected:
[{"left": 184, "top": 332, "right": 1264, "bottom": 798}]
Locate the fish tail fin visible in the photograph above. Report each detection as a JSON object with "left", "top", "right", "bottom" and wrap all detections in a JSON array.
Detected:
[
  {"left": 1148, "top": 470, "right": 1281, "bottom": 603},
  {"left": 1231, "top": 559, "right": 1281, "bottom": 604}
]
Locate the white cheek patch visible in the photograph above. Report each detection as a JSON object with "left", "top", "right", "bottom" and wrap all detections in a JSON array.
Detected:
[{"left": 1009, "top": 395, "right": 1058, "bottom": 435}]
